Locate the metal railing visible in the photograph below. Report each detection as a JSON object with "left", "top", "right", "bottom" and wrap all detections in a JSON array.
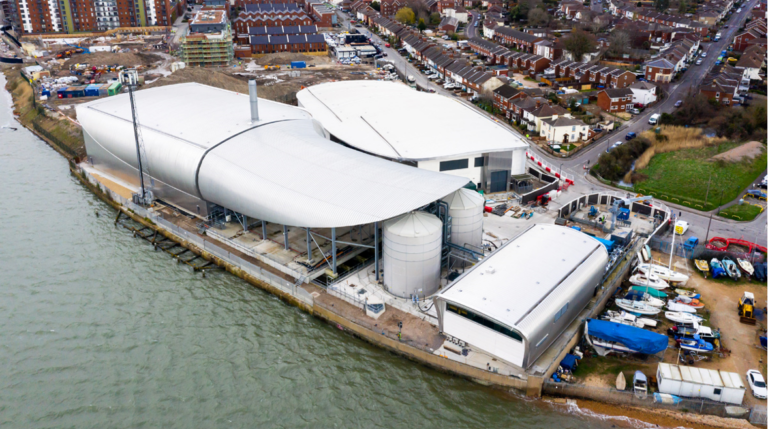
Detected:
[{"left": 205, "top": 228, "right": 305, "bottom": 280}]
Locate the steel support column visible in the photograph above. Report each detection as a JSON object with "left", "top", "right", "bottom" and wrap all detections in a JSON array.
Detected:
[
  {"left": 374, "top": 221, "right": 379, "bottom": 281},
  {"left": 261, "top": 220, "right": 266, "bottom": 240},
  {"left": 332, "top": 227, "right": 337, "bottom": 275},
  {"left": 283, "top": 225, "right": 289, "bottom": 250},
  {"left": 306, "top": 228, "right": 312, "bottom": 263}
]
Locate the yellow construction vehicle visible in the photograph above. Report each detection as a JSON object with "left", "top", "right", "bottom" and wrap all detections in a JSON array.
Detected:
[{"left": 738, "top": 292, "right": 756, "bottom": 325}]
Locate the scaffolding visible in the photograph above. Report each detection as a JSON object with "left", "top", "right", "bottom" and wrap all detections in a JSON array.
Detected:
[{"left": 179, "top": 24, "right": 233, "bottom": 67}]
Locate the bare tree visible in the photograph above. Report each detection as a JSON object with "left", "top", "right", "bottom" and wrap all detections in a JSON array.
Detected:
[
  {"left": 607, "top": 30, "right": 630, "bottom": 57},
  {"left": 562, "top": 29, "right": 596, "bottom": 62},
  {"left": 528, "top": 8, "right": 550, "bottom": 26}
]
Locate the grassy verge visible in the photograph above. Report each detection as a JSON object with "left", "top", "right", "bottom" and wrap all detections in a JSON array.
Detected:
[
  {"left": 3, "top": 67, "right": 85, "bottom": 156},
  {"left": 717, "top": 203, "right": 764, "bottom": 221},
  {"left": 633, "top": 141, "right": 767, "bottom": 211}
]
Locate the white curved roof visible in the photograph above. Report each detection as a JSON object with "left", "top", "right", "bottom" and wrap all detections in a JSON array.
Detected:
[
  {"left": 296, "top": 81, "right": 528, "bottom": 161},
  {"left": 77, "top": 83, "right": 468, "bottom": 228}
]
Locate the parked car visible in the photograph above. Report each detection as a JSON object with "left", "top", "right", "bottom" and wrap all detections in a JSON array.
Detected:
[
  {"left": 538, "top": 82, "right": 548, "bottom": 87},
  {"left": 674, "top": 100, "right": 683, "bottom": 107},
  {"left": 407, "top": 75, "right": 415, "bottom": 82},
  {"left": 385, "top": 43, "right": 391, "bottom": 48},
  {"left": 606, "top": 141, "right": 622, "bottom": 152},
  {"left": 701, "top": 52, "right": 707, "bottom": 57},
  {"left": 630, "top": 108, "right": 641, "bottom": 114},
  {"left": 625, "top": 132, "right": 637, "bottom": 140},
  {"left": 649, "top": 113, "right": 660, "bottom": 124},
  {"left": 696, "top": 59, "right": 702, "bottom": 65},
  {"left": 442, "top": 35, "right": 450, "bottom": 40},
  {"left": 747, "top": 370, "right": 767, "bottom": 399}
]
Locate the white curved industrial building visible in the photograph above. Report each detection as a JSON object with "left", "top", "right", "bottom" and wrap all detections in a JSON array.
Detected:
[
  {"left": 76, "top": 83, "right": 469, "bottom": 228},
  {"left": 296, "top": 81, "right": 529, "bottom": 193},
  {"left": 434, "top": 224, "right": 609, "bottom": 369}
]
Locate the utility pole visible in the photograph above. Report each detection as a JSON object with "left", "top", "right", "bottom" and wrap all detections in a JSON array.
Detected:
[{"left": 128, "top": 84, "right": 146, "bottom": 201}]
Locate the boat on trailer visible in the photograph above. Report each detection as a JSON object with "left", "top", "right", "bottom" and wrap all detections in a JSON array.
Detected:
[
  {"left": 628, "top": 273, "right": 669, "bottom": 290},
  {"left": 676, "top": 335, "right": 714, "bottom": 353},
  {"left": 722, "top": 258, "right": 741, "bottom": 280},
  {"left": 675, "top": 289, "right": 700, "bottom": 299},
  {"left": 631, "top": 286, "right": 668, "bottom": 299},
  {"left": 585, "top": 319, "right": 668, "bottom": 357},
  {"left": 694, "top": 259, "right": 709, "bottom": 278},
  {"left": 635, "top": 263, "right": 689, "bottom": 284}
]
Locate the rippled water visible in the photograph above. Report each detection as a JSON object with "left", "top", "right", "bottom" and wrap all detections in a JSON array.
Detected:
[{"left": 0, "top": 76, "right": 632, "bottom": 429}]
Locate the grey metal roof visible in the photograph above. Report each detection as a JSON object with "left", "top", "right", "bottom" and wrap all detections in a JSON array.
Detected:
[{"left": 77, "top": 83, "right": 468, "bottom": 228}]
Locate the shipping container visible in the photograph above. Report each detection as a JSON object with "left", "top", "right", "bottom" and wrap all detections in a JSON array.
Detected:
[
  {"left": 290, "top": 61, "right": 307, "bottom": 69},
  {"left": 57, "top": 85, "right": 86, "bottom": 98},
  {"left": 98, "top": 83, "right": 111, "bottom": 97},
  {"left": 108, "top": 81, "right": 123, "bottom": 96},
  {"left": 85, "top": 84, "right": 101, "bottom": 97}
]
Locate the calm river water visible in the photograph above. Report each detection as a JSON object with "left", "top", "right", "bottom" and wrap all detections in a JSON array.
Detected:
[{"left": 0, "top": 75, "right": 651, "bottom": 428}]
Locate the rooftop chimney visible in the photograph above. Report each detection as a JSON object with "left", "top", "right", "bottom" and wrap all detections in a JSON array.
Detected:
[{"left": 249, "top": 79, "right": 259, "bottom": 123}]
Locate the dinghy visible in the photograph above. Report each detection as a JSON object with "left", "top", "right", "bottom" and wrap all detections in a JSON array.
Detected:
[
  {"left": 710, "top": 259, "right": 727, "bottom": 278},
  {"left": 635, "top": 263, "right": 689, "bottom": 284},
  {"left": 694, "top": 259, "right": 710, "bottom": 278},
  {"left": 616, "top": 299, "right": 661, "bottom": 315},
  {"left": 631, "top": 286, "right": 668, "bottom": 299},
  {"left": 667, "top": 301, "right": 697, "bottom": 313},
  {"left": 654, "top": 393, "right": 682, "bottom": 405},
  {"left": 673, "top": 296, "right": 705, "bottom": 309},
  {"left": 737, "top": 259, "right": 754, "bottom": 277},
  {"left": 722, "top": 258, "right": 741, "bottom": 280},
  {"left": 628, "top": 273, "right": 669, "bottom": 290},
  {"left": 665, "top": 311, "right": 703, "bottom": 324},
  {"left": 616, "top": 372, "right": 627, "bottom": 390},
  {"left": 675, "top": 289, "right": 700, "bottom": 299}
]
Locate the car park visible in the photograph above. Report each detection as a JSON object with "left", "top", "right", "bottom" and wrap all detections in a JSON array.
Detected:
[{"left": 747, "top": 370, "right": 766, "bottom": 399}]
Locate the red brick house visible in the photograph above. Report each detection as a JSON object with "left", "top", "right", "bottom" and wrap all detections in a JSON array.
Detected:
[
  {"left": 493, "top": 27, "right": 543, "bottom": 53},
  {"left": 492, "top": 84, "right": 525, "bottom": 115},
  {"left": 644, "top": 58, "right": 675, "bottom": 83},
  {"left": 380, "top": 0, "right": 403, "bottom": 17},
  {"left": 597, "top": 88, "right": 634, "bottom": 112}
]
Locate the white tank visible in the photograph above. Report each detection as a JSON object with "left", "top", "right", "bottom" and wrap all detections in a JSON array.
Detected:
[
  {"left": 382, "top": 211, "right": 443, "bottom": 299},
  {"left": 443, "top": 188, "right": 485, "bottom": 251}
]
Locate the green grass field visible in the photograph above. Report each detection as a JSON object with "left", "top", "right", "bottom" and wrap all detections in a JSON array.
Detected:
[
  {"left": 633, "top": 142, "right": 766, "bottom": 211},
  {"left": 717, "top": 203, "right": 764, "bottom": 221}
]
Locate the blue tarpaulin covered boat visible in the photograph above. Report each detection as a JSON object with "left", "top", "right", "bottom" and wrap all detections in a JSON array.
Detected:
[{"left": 586, "top": 319, "right": 669, "bottom": 355}]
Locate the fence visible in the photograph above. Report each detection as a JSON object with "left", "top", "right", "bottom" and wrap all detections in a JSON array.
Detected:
[
  {"left": 32, "top": 121, "right": 82, "bottom": 158},
  {"left": 327, "top": 286, "right": 366, "bottom": 309},
  {"left": 647, "top": 235, "right": 767, "bottom": 264},
  {"left": 543, "top": 381, "right": 763, "bottom": 421}
]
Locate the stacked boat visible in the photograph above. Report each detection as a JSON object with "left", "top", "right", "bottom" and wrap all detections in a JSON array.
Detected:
[{"left": 585, "top": 319, "right": 669, "bottom": 356}]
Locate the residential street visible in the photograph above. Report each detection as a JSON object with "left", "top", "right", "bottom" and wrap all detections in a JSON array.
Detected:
[{"left": 337, "top": 5, "right": 766, "bottom": 246}]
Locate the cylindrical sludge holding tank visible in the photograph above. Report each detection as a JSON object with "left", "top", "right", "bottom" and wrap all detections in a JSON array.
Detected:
[
  {"left": 443, "top": 188, "right": 484, "bottom": 257},
  {"left": 382, "top": 211, "right": 443, "bottom": 299}
]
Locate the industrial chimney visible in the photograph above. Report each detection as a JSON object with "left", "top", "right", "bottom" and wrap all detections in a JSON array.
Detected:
[{"left": 249, "top": 80, "right": 259, "bottom": 123}]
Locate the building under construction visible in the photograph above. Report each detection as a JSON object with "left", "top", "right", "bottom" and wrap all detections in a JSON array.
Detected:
[{"left": 179, "top": 10, "right": 234, "bottom": 67}]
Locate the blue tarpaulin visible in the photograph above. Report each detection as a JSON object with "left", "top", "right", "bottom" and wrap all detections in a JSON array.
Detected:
[
  {"left": 560, "top": 353, "right": 579, "bottom": 371},
  {"left": 587, "top": 319, "right": 669, "bottom": 355},
  {"left": 593, "top": 237, "right": 615, "bottom": 252}
]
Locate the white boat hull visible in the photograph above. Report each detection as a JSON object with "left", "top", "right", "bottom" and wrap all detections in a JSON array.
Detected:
[
  {"left": 665, "top": 311, "right": 703, "bottom": 324},
  {"left": 616, "top": 299, "right": 662, "bottom": 315},
  {"left": 667, "top": 301, "right": 697, "bottom": 313},
  {"left": 636, "top": 263, "right": 689, "bottom": 284},
  {"left": 628, "top": 274, "right": 669, "bottom": 290}
]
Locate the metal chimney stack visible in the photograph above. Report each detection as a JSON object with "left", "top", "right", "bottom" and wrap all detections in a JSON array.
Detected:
[{"left": 249, "top": 80, "right": 259, "bottom": 123}]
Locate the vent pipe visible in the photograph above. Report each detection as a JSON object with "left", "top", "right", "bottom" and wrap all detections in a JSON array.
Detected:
[{"left": 249, "top": 80, "right": 259, "bottom": 123}]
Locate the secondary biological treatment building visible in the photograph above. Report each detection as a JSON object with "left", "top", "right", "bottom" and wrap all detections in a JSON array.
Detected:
[
  {"left": 296, "top": 81, "right": 529, "bottom": 193},
  {"left": 434, "top": 225, "right": 609, "bottom": 369}
]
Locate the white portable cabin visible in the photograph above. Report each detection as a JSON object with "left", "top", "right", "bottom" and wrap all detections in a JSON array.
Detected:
[{"left": 657, "top": 363, "right": 745, "bottom": 405}]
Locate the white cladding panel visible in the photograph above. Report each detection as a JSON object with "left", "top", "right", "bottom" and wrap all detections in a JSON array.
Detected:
[
  {"left": 443, "top": 188, "right": 484, "bottom": 250},
  {"left": 443, "top": 311, "right": 525, "bottom": 367},
  {"left": 382, "top": 212, "right": 443, "bottom": 298}
]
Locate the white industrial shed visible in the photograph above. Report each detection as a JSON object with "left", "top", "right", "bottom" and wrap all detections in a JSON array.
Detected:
[
  {"left": 434, "top": 224, "right": 609, "bottom": 369},
  {"left": 657, "top": 363, "right": 746, "bottom": 405},
  {"left": 76, "top": 83, "right": 468, "bottom": 228},
  {"left": 296, "top": 81, "right": 529, "bottom": 193}
]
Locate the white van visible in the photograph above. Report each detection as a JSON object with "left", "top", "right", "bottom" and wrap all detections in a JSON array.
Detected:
[{"left": 649, "top": 113, "right": 660, "bottom": 124}]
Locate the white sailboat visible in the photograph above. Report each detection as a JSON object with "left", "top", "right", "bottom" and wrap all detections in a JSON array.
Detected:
[
  {"left": 628, "top": 273, "right": 669, "bottom": 290},
  {"left": 604, "top": 310, "right": 658, "bottom": 328},
  {"left": 666, "top": 301, "right": 697, "bottom": 313},
  {"left": 635, "top": 263, "right": 689, "bottom": 284},
  {"left": 616, "top": 299, "right": 662, "bottom": 315},
  {"left": 665, "top": 311, "right": 704, "bottom": 324}
]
